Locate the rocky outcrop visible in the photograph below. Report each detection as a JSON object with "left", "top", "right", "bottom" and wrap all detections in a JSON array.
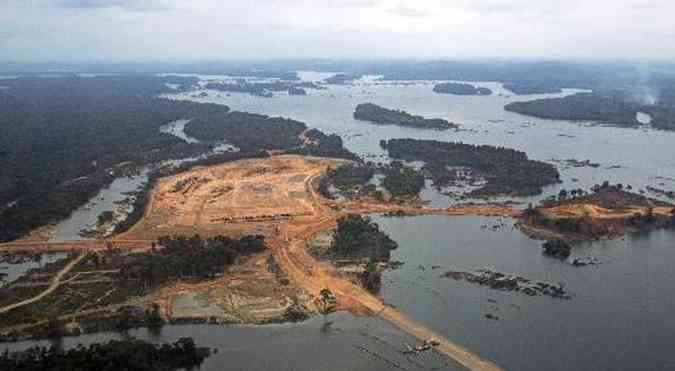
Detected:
[
  {"left": 443, "top": 268, "right": 570, "bottom": 299},
  {"left": 542, "top": 239, "right": 571, "bottom": 259}
]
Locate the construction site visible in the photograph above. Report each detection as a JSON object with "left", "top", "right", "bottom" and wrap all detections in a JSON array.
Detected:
[{"left": 0, "top": 153, "right": 518, "bottom": 370}]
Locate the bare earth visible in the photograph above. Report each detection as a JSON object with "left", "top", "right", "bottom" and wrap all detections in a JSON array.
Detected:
[{"left": 1, "top": 154, "right": 515, "bottom": 370}]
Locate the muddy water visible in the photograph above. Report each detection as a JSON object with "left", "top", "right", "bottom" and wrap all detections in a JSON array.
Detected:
[
  {"left": 374, "top": 214, "right": 675, "bottom": 371},
  {"left": 0, "top": 313, "right": 462, "bottom": 371}
]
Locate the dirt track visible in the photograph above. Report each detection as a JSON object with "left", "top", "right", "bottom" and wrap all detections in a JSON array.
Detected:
[
  {"left": 0, "top": 252, "right": 87, "bottom": 314},
  {"left": 266, "top": 157, "right": 504, "bottom": 371},
  {"left": 2, "top": 155, "right": 512, "bottom": 370},
  {"left": 541, "top": 203, "right": 672, "bottom": 220}
]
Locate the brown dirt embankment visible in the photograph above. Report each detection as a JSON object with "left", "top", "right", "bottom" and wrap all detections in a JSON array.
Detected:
[
  {"left": 2, "top": 154, "right": 516, "bottom": 370},
  {"left": 520, "top": 189, "right": 674, "bottom": 241}
]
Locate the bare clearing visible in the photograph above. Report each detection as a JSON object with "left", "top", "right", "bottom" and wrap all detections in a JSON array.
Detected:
[
  {"left": 117, "top": 155, "right": 350, "bottom": 241},
  {"left": 2, "top": 154, "right": 515, "bottom": 370}
]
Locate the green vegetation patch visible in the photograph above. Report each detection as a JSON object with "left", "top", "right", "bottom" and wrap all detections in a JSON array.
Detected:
[
  {"left": 381, "top": 138, "right": 560, "bottom": 197},
  {"left": 0, "top": 337, "right": 211, "bottom": 370},
  {"left": 354, "top": 103, "right": 458, "bottom": 130}
]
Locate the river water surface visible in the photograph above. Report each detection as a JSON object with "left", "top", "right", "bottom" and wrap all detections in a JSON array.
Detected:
[{"left": 9, "top": 72, "right": 675, "bottom": 370}]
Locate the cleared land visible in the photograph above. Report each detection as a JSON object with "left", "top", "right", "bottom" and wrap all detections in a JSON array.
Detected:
[
  {"left": 1, "top": 154, "right": 518, "bottom": 370},
  {"left": 521, "top": 187, "right": 674, "bottom": 240},
  {"left": 116, "top": 155, "right": 349, "bottom": 241}
]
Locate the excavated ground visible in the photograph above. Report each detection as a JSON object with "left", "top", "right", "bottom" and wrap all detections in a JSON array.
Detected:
[{"left": 2, "top": 154, "right": 516, "bottom": 370}]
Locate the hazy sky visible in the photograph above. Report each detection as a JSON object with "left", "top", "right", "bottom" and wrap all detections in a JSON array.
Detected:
[{"left": 2, "top": 0, "right": 675, "bottom": 61}]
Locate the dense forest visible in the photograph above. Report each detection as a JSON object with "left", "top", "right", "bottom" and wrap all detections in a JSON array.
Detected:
[
  {"left": 319, "top": 162, "right": 425, "bottom": 200},
  {"left": 353, "top": 103, "right": 458, "bottom": 130},
  {"left": 0, "top": 76, "right": 233, "bottom": 242},
  {"left": 0, "top": 74, "right": 332, "bottom": 242},
  {"left": 121, "top": 234, "right": 266, "bottom": 286},
  {"left": 319, "top": 163, "right": 376, "bottom": 198},
  {"left": 381, "top": 162, "right": 425, "bottom": 198},
  {"left": 286, "top": 128, "right": 360, "bottom": 161},
  {"left": 324, "top": 73, "right": 359, "bottom": 84},
  {"left": 641, "top": 105, "right": 675, "bottom": 130},
  {"left": 0, "top": 337, "right": 210, "bottom": 371},
  {"left": 433, "top": 82, "right": 492, "bottom": 95},
  {"left": 203, "top": 80, "right": 322, "bottom": 97},
  {"left": 381, "top": 139, "right": 560, "bottom": 197},
  {"left": 184, "top": 111, "right": 307, "bottom": 151},
  {"left": 330, "top": 215, "right": 398, "bottom": 262},
  {"left": 502, "top": 84, "right": 562, "bottom": 95},
  {"left": 504, "top": 93, "right": 640, "bottom": 126}
]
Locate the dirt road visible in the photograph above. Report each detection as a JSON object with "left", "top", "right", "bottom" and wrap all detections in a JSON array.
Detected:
[
  {"left": 268, "top": 163, "right": 504, "bottom": 371},
  {"left": 2, "top": 155, "right": 510, "bottom": 370},
  {"left": 0, "top": 252, "right": 87, "bottom": 314}
]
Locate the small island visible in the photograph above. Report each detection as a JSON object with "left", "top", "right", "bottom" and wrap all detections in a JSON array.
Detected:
[
  {"left": 520, "top": 182, "right": 675, "bottom": 241},
  {"left": 203, "top": 81, "right": 322, "bottom": 97},
  {"left": 324, "top": 73, "right": 359, "bottom": 85},
  {"left": 353, "top": 103, "right": 458, "bottom": 130},
  {"left": 504, "top": 93, "right": 640, "bottom": 126},
  {"left": 380, "top": 138, "right": 560, "bottom": 197},
  {"left": 433, "top": 82, "right": 492, "bottom": 96},
  {"left": 288, "top": 86, "right": 307, "bottom": 95},
  {"left": 503, "top": 83, "right": 563, "bottom": 95}
]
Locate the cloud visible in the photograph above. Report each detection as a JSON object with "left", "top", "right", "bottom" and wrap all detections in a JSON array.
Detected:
[
  {"left": 387, "top": 3, "right": 428, "bottom": 17},
  {"left": 2, "top": 0, "right": 675, "bottom": 61},
  {"left": 58, "top": 0, "right": 170, "bottom": 11}
]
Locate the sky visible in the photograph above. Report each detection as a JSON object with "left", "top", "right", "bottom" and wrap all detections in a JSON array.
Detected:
[{"left": 1, "top": 0, "right": 675, "bottom": 62}]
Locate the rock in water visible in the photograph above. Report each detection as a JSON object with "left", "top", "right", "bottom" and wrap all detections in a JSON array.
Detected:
[{"left": 542, "top": 239, "right": 572, "bottom": 259}]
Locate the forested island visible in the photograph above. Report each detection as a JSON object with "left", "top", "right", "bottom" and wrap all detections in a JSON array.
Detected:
[
  {"left": 203, "top": 80, "right": 322, "bottom": 97},
  {"left": 309, "top": 214, "right": 398, "bottom": 293},
  {"left": 319, "top": 161, "right": 426, "bottom": 201},
  {"left": 521, "top": 182, "right": 675, "bottom": 240},
  {"left": 504, "top": 93, "right": 640, "bottom": 126},
  {"left": 502, "top": 84, "right": 563, "bottom": 95},
  {"left": 381, "top": 138, "right": 560, "bottom": 197},
  {"left": 433, "top": 82, "right": 492, "bottom": 95},
  {"left": 0, "top": 337, "right": 211, "bottom": 370},
  {"left": 324, "top": 73, "right": 359, "bottom": 85},
  {"left": 353, "top": 103, "right": 458, "bottom": 130},
  {"left": 286, "top": 129, "right": 360, "bottom": 161}
]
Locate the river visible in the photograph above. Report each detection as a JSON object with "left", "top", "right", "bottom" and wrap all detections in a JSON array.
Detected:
[
  {"left": 375, "top": 214, "right": 675, "bottom": 371},
  {"left": 12, "top": 71, "right": 675, "bottom": 370},
  {"left": 1, "top": 313, "right": 462, "bottom": 371},
  {"left": 167, "top": 73, "right": 675, "bottom": 208}
]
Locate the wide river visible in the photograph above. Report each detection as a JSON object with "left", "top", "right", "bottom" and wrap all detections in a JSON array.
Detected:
[{"left": 6, "top": 72, "right": 675, "bottom": 370}]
